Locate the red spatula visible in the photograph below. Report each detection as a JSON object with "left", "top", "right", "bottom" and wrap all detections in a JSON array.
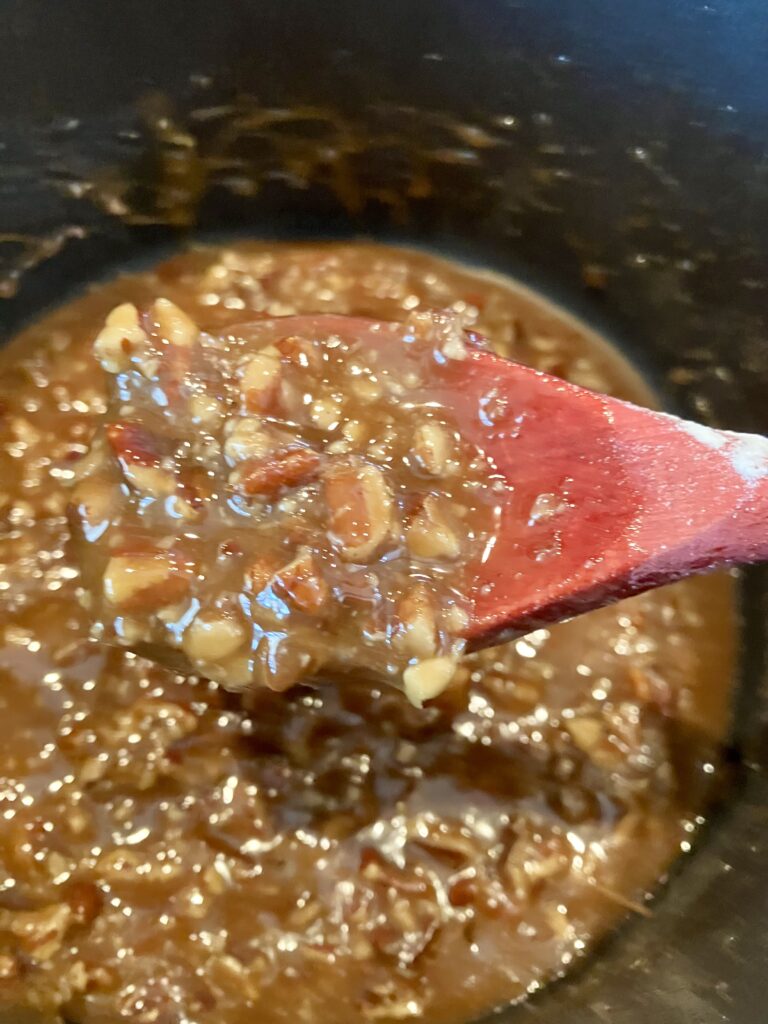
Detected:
[{"left": 451, "top": 339, "right": 768, "bottom": 649}]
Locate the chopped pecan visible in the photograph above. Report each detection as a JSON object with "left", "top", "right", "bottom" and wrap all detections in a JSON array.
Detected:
[
  {"left": 412, "top": 422, "right": 453, "bottom": 476},
  {"left": 324, "top": 458, "right": 394, "bottom": 562},
  {"left": 151, "top": 298, "right": 199, "bottom": 348},
  {"left": 231, "top": 447, "right": 321, "bottom": 499},
  {"left": 275, "top": 334, "right": 323, "bottom": 372},
  {"left": 182, "top": 612, "right": 249, "bottom": 664},
  {"left": 189, "top": 393, "right": 224, "bottom": 427},
  {"left": 69, "top": 475, "right": 123, "bottom": 533},
  {"left": 122, "top": 464, "right": 177, "bottom": 499},
  {"left": 403, "top": 655, "right": 459, "bottom": 707},
  {"left": 0, "top": 954, "right": 18, "bottom": 980},
  {"left": 103, "top": 551, "right": 189, "bottom": 611},
  {"left": 223, "top": 417, "right": 274, "bottom": 465},
  {"left": 93, "top": 303, "right": 148, "bottom": 373},
  {"left": 565, "top": 716, "right": 604, "bottom": 754},
  {"left": 394, "top": 583, "right": 437, "bottom": 659},
  {"left": 246, "top": 552, "right": 282, "bottom": 594},
  {"left": 5, "top": 902, "right": 74, "bottom": 961},
  {"left": 65, "top": 881, "right": 103, "bottom": 926},
  {"left": 106, "top": 421, "right": 164, "bottom": 468},
  {"left": 406, "top": 494, "right": 461, "bottom": 560},
  {"left": 273, "top": 548, "right": 329, "bottom": 614},
  {"left": 240, "top": 346, "right": 281, "bottom": 413},
  {"left": 204, "top": 952, "right": 262, "bottom": 1003},
  {"left": 251, "top": 634, "right": 319, "bottom": 692},
  {"left": 310, "top": 397, "right": 344, "bottom": 431}
]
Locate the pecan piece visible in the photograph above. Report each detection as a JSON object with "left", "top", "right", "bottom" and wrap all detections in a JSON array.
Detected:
[
  {"left": 223, "top": 417, "right": 274, "bottom": 465},
  {"left": 273, "top": 548, "right": 329, "bottom": 614},
  {"left": 324, "top": 458, "right": 394, "bottom": 562},
  {"left": 5, "top": 902, "right": 74, "bottom": 962},
  {"left": 93, "top": 303, "right": 148, "bottom": 373},
  {"left": 412, "top": 422, "right": 453, "bottom": 477},
  {"left": 403, "top": 655, "right": 459, "bottom": 708},
  {"left": 405, "top": 494, "right": 461, "bottom": 560},
  {"left": 394, "top": 583, "right": 437, "bottom": 659},
  {"left": 106, "top": 421, "right": 163, "bottom": 468},
  {"left": 231, "top": 447, "right": 321, "bottom": 499},
  {"left": 69, "top": 475, "right": 123, "bottom": 534},
  {"left": 65, "top": 881, "right": 104, "bottom": 926},
  {"left": 106, "top": 422, "right": 177, "bottom": 497},
  {"left": 240, "top": 346, "right": 281, "bottom": 413},
  {"left": 246, "top": 552, "right": 282, "bottom": 594},
  {"left": 251, "top": 633, "right": 322, "bottom": 692},
  {"left": 151, "top": 298, "right": 198, "bottom": 348},
  {"left": 275, "top": 334, "right": 323, "bottom": 372},
  {"left": 103, "top": 551, "right": 189, "bottom": 611},
  {"left": 182, "top": 612, "right": 248, "bottom": 663}
]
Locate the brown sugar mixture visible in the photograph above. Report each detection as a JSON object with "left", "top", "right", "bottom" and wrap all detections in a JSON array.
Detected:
[
  {"left": 0, "top": 243, "right": 736, "bottom": 1024},
  {"left": 69, "top": 306, "right": 500, "bottom": 705}
]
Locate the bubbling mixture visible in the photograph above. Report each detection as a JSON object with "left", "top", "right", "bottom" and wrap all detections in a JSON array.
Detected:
[
  {"left": 70, "top": 307, "right": 500, "bottom": 705},
  {"left": 0, "top": 243, "right": 735, "bottom": 1024}
]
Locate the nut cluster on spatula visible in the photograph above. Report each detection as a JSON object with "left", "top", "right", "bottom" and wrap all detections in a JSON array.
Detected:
[{"left": 69, "top": 302, "right": 500, "bottom": 705}]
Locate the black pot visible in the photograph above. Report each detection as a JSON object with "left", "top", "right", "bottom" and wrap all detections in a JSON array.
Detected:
[{"left": 0, "top": 2, "right": 766, "bottom": 1021}]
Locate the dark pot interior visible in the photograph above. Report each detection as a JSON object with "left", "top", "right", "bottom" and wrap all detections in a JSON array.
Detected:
[{"left": 0, "top": 1, "right": 766, "bottom": 1021}]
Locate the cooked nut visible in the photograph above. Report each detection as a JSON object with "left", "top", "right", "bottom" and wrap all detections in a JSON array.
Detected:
[
  {"left": 246, "top": 553, "right": 282, "bottom": 594},
  {"left": 251, "top": 634, "right": 320, "bottom": 692},
  {"left": 231, "top": 447, "right": 321, "bottom": 499},
  {"left": 106, "top": 421, "right": 163, "bottom": 468},
  {"left": 212, "top": 653, "right": 254, "bottom": 689},
  {"left": 241, "top": 346, "right": 281, "bottom": 412},
  {"left": 204, "top": 953, "right": 262, "bottom": 1002},
  {"left": 223, "top": 417, "right": 274, "bottom": 464},
  {"left": 403, "top": 656, "right": 458, "bottom": 708},
  {"left": 105, "top": 421, "right": 176, "bottom": 497},
  {"left": 122, "top": 463, "right": 177, "bottom": 499},
  {"left": 117, "top": 616, "right": 150, "bottom": 644},
  {"left": 325, "top": 458, "right": 394, "bottom": 562},
  {"left": 0, "top": 954, "right": 18, "bottom": 980},
  {"left": 103, "top": 552, "right": 188, "bottom": 611},
  {"left": 395, "top": 584, "right": 437, "bottom": 659},
  {"left": 151, "top": 298, "right": 198, "bottom": 348},
  {"left": 442, "top": 333, "right": 468, "bottom": 360},
  {"left": 10, "top": 415, "right": 41, "bottom": 446},
  {"left": 70, "top": 476, "right": 123, "bottom": 534},
  {"left": 65, "top": 880, "right": 104, "bottom": 929},
  {"left": 64, "top": 960, "right": 89, "bottom": 995},
  {"left": 273, "top": 548, "right": 329, "bottom": 614},
  {"left": 342, "top": 419, "right": 365, "bottom": 445},
  {"left": 442, "top": 604, "right": 470, "bottom": 635},
  {"left": 310, "top": 398, "right": 343, "bottom": 431},
  {"left": 189, "top": 394, "right": 224, "bottom": 427},
  {"left": 165, "top": 493, "right": 201, "bottom": 521},
  {"left": 275, "top": 334, "right": 322, "bottom": 372},
  {"left": 93, "top": 303, "right": 148, "bottom": 373},
  {"left": 406, "top": 495, "right": 461, "bottom": 560},
  {"left": 325, "top": 439, "right": 351, "bottom": 456},
  {"left": 182, "top": 613, "right": 248, "bottom": 663},
  {"left": 137, "top": 355, "right": 160, "bottom": 380},
  {"left": 565, "top": 716, "right": 604, "bottom": 753},
  {"left": 7, "top": 902, "right": 73, "bottom": 961},
  {"left": 96, "top": 848, "right": 184, "bottom": 883},
  {"left": 412, "top": 422, "right": 452, "bottom": 476}
]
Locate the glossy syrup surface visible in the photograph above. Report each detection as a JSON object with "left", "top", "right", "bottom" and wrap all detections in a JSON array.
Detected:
[{"left": 0, "top": 243, "right": 735, "bottom": 1024}]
